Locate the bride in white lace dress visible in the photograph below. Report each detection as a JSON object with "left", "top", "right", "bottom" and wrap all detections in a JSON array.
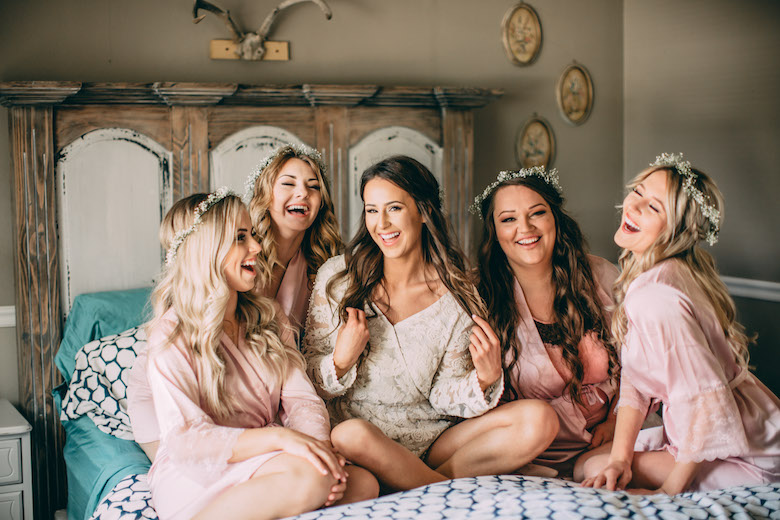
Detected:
[{"left": 303, "top": 156, "right": 558, "bottom": 491}]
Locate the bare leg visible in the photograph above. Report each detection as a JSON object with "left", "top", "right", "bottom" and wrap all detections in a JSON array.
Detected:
[
  {"left": 578, "top": 446, "right": 676, "bottom": 489},
  {"left": 573, "top": 442, "right": 612, "bottom": 482},
  {"left": 193, "top": 453, "right": 336, "bottom": 520},
  {"left": 331, "top": 419, "right": 448, "bottom": 491},
  {"left": 427, "top": 400, "right": 559, "bottom": 478},
  {"left": 334, "top": 464, "right": 379, "bottom": 505}
]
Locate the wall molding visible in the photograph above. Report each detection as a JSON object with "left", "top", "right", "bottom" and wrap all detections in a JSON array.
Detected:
[
  {"left": 0, "top": 306, "right": 15, "bottom": 328},
  {"left": 722, "top": 276, "right": 780, "bottom": 303}
]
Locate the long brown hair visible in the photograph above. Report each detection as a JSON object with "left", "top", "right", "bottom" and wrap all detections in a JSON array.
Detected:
[
  {"left": 327, "top": 155, "right": 486, "bottom": 321},
  {"left": 247, "top": 146, "right": 343, "bottom": 289},
  {"left": 612, "top": 166, "right": 751, "bottom": 368},
  {"left": 476, "top": 176, "right": 618, "bottom": 405}
]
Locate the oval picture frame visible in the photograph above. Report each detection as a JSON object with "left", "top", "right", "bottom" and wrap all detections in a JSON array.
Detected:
[
  {"left": 556, "top": 62, "right": 594, "bottom": 125},
  {"left": 501, "top": 3, "right": 543, "bottom": 66},
  {"left": 516, "top": 115, "right": 555, "bottom": 168}
]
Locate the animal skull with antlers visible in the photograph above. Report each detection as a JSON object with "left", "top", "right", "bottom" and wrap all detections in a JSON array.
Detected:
[{"left": 193, "top": 0, "right": 333, "bottom": 60}]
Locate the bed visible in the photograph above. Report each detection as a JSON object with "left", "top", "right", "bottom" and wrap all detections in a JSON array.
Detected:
[{"left": 55, "top": 288, "right": 780, "bottom": 520}]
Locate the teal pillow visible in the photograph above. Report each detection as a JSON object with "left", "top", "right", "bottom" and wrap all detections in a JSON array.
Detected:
[{"left": 55, "top": 288, "right": 152, "bottom": 383}]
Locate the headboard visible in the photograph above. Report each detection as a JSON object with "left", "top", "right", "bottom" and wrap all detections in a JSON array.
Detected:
[{"left": 0, "top": 81, "right": 501, "bottom": 517}]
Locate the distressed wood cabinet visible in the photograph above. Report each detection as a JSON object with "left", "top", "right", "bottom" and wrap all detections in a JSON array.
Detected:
[{"left": 0, "top": 81, "right": 501, "bottom": 518}]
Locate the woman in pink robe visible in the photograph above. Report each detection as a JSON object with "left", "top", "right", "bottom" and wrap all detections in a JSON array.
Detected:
[
  {"left": 246, "top": 144, "right": 343, "bottom": 333},
  {"left": 582, "top": 153, "right": 780, "bottom": 493},
  {"left": 472, "top": 168, "right": 621, "bottom": 478},
  {"left": 142, "top": 192, "right": 376, "bottom": 519},
  {"left": 128, "top": 145, "right": 342, "bottom": 462}
]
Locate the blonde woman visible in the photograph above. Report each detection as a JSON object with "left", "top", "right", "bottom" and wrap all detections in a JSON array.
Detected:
[
  {"left": 128, "top": 145, "right": 342, "bottom": 462},
  {"left": 139, "top": 191, "right": 376, "bottom": 520},
  {"left": 581, "top": 154, "right": 780, "bottom": 493},
  {"left": 245, "top": 144, "right": 343, "bottom": 332}
]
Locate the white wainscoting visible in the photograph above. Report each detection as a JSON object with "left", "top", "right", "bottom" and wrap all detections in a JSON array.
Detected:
[{"left": 0, "top": 306, "right": 14, "bottom": 328}]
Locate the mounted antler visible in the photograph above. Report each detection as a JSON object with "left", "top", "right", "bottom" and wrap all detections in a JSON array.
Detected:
[{"left": 193, "top": 0, "right": 333, "bottom": 61}]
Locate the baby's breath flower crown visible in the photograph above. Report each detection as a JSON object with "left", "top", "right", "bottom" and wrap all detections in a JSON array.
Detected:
[
  {"left": 650, "top": 153, "right": 721, "bottom": 246},
  {"left": 470, "top": 166, "right": 562, "bottom": 218},
  {"left": 165, "top": 187, "right": 235, "bottom": 266},
  {"left": 243, "top": 143, "right": 326, "bottom": 202}
]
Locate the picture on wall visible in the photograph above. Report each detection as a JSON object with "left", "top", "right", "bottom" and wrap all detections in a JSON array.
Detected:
[
  {"left": 556, "top": 62, "right": 594, "bottom": 125},
  {"left": 501, "top": 3, "right": 543, "bottom": 66},
  {"left": 516, "top": 115, "right": 555, "bottom": 168}
]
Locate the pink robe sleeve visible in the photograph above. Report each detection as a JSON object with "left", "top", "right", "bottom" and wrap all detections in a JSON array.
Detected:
[
  {"left": 277, "top": 365, "right": 331, "bottom": 442},
  {"left": 147, "top": 324, "right": 244, "bottom": 473},
  {"left": 625, "top": 282, "right": 750, "bottom": 463}
]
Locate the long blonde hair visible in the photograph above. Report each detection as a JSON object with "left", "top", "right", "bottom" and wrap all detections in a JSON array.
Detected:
[
  {"left": 247, "top": 146, "right": 343, "bottom": 289},
  {"left": 149, "top": 193, "right": 303, "bottom": 422},
  {"left": 612, "top": 166, "right": 751, "bottom": 368}
]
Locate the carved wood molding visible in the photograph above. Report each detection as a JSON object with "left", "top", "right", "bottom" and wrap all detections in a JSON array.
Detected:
[{"left": 1, "top": 82, "right": 503, "bottom": 109}]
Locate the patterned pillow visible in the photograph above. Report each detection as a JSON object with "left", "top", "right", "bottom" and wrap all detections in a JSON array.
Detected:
[
  {"left": 90, "top": 474, "right": 157, "bottom": 520},
  {"left": 60, "top": 327, "right": 147, "bottom": 440}
]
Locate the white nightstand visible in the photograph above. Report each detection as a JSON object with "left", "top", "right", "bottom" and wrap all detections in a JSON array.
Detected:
[{"left": 0, "top": 399, "right": 33, "bottom": 520}]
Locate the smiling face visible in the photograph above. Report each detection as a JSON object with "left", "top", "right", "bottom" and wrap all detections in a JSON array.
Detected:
[
  {"left": 492, "top": 184, "right": 556, "bottom": 273},
  {"left": 223, "top": 208, "right": 262, "bottom": 293},
  {"left": 268, "top": 158, "right": 322, "bottom": 236},
  {"left": 363, "top": 178, "right": 424, "bottom": 261},
  {"left": 615, "top": 169, "right": 669, "bottom": 256}
]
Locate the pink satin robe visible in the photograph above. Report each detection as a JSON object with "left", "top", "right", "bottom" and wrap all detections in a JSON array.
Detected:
[
  {"left": 505, "top": 255, "right": 619, "bottom": 467},
  {"left": 145, "top": 309, "right": 329, "bottom": 520},
  {"left": 128, "top": 251, "right": 310, "bottom": 446},
  {"left": 618, "top": 259, "right": 780, "bottom": 491}
]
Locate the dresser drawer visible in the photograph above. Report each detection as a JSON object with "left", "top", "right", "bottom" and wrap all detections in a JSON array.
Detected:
[
  {"left": 0, "top": 438, "right": 22, "bottom": 484},
  {"left": 0, "top": 490, "right": 23, "bottom": 520}
]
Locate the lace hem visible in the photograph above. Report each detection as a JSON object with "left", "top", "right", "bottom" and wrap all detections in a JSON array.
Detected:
[
  {"left": 616, "top": 379, "right": 650, "bottom": 413},
  {"left": 163, "top": 418, "right": 244, "bottom": 474},
  {"left": 670, "top": 384, "right": 749, "bottom": 463}
]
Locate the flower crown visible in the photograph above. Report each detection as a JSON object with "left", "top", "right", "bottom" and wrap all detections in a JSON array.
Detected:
[
  {"left": 243, "top": 143, "right": 326, "bottom": 202},
  {"left": 650, "top": 153, "right": 721, "bottom": 246},
  {"left": 470, "top": 166, "right": 562, "bottom": 218},
  {"left": 165, "top": 187, "right": 235, "bottom": 266}
]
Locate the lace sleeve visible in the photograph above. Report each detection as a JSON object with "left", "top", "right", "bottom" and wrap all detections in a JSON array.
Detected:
[
  {"left": 428, "top": 317, "right": 503, "bottom": 418},
  {"left": 278, "top": 365, "right": 331, "bottom": 442},
  {"left": 147, "top": 342, "right": 243, "bottom": 474},
  {"left": 302, "top": 257, "right": 358, "bottom": 398}
]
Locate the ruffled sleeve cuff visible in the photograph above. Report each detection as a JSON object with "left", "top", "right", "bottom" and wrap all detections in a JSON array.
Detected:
[
  {"left": 318, "top": 353, "right": 357, "bottom": 396},
  {"left": 482, "top": 372, "right": 504, "bottom": 410}
]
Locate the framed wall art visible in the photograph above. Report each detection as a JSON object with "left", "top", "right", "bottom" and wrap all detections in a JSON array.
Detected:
[
  {"left": 516, "top": 115, "right": 555, "bottom": 168},
  {"left": 556, "top": 62, "right": 594, "bottom": 125},
  {"left": 501, "top": 3, "right": 542, "bottom": 66}
]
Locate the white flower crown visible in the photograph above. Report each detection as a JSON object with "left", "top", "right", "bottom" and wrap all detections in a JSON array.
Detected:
[
  {"left": 165, "top": 187, "right": 235, "bottom": 266},
  {"left": 650, "top": 153, "right": 721, "bottom": 246},
  {"left": 243, "top": 143, "right": 326, "bottom": 202},
  {"left": 470, "top": 166, "right": 562, "bottom": 218}
]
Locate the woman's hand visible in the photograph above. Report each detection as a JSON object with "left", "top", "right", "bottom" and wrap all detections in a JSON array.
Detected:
[
  {"left": 589, "top": 418, "right": 617, "bottom": 448},
  {"left": 581, "top": 459, "right": 632, "bottom": 491},
  {"left": 276, "top": 429, "right": 347, "bottom": 482},
  {"left": 333, "top": 307, "right": 370, "bottom": 378},
  {"left": 469, "top": 315, "right": 502, "bottom": 391}
]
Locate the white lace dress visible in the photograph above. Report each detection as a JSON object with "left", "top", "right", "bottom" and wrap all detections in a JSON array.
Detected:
[{"left": 303, "top": 255, "right": 503, "bottom": 456}]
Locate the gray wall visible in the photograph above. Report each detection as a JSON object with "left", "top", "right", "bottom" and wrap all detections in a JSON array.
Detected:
[
  {"left": 0, "top": 0, "right": 625, "bottom": 404},
  {"left": 624, "top": 0, "right": 780, "bottom": 394}
]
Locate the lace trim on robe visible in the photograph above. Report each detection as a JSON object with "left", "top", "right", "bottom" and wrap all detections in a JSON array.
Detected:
[{"left": 163, "top": 418, "right": 244, "bottom": 476}]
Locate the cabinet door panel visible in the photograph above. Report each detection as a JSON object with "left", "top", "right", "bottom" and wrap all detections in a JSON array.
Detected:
[{"left": 0, "top": 438, "right": 21, "bottom": 484}]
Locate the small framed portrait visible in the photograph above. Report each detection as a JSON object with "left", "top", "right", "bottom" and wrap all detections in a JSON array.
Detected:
[
  {"left": 501, "top": 3, "right": 543, "bottom": 66},
  {"left": 556, "top": 62, "right": 594, "bottom": 125},
  {"left": 516, "top": 115, "right": 555, "bottom": 168}
]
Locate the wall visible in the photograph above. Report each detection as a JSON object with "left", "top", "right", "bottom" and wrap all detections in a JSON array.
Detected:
[
  {"left": 624, "top": 0, "right": 780, "bottom": 393},
  {"left": 0, "top": 0, "right": 625, "bottom": 403}
]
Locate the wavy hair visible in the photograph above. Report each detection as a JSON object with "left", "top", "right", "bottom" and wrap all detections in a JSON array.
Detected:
[
  {"left": 328, "top": 155, "right": 486, "bottom": 322},
  {"left": 476, "top": 175, "right": 618, "bottom": 405},
  {"left": 612, "top": 166, "right": 751, "bottom": 368},
  {"left": 148, "top": 193, "right": 303, "bottom": 422},
  {"left": 247, "top": 146, "right": 343, "bottom": 290}
]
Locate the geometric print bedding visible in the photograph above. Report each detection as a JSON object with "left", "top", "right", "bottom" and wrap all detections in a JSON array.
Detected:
[
  {"left": 90, "top": 474, "right": 780, "bottom": 520},
  {"left": 60, "top": 327, "right": 146, "bottom": 441}
]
